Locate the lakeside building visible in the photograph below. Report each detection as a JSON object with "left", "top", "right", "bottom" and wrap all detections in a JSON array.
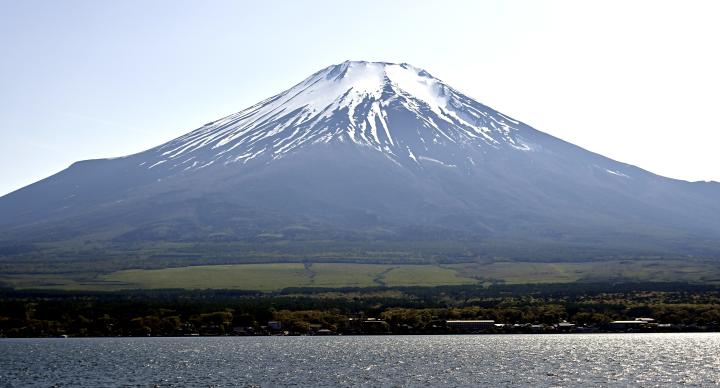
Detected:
[
  {"left": 609, "top": 320, "right": 650, "bottom": 330},
  {"left": 556, "top": 321, "right": 576, "bottom": 332},
  {"left": 635, "top": 318, "right": 655, "bottom": 323},
  {"left": 445, "top": 320, "right": 495, "bottom": 332}
]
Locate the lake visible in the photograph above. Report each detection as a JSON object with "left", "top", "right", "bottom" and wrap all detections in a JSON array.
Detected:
[{"left": 1, "top": 333, "right": 719, "bottom": 387}]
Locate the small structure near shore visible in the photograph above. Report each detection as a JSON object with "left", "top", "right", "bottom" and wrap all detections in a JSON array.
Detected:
[
  {"left": 555, "top": 321, "right": 576, "bottom": 332},
  {"left": 609, "top": 319, "right": 650, "bottom": 331},
  {"left": 446, "top": 320, "right": 495, "bottom": 332}
]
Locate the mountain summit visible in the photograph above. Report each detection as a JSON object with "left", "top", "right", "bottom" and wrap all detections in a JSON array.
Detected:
[
  {"left": 1, "top": 61, "right": 719, "bottom": 262},
  {"left": 145, "top": 60, "right": 530, "bottom": 173}
]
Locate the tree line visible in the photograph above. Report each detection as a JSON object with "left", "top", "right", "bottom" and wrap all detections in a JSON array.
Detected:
[{"left": 1, "top": 283, "right": 719, "bottom": 337}]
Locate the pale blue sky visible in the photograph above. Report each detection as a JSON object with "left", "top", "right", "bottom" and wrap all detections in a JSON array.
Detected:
[{"left": 1, "top": 0, "right": 719, "bottom": 196}]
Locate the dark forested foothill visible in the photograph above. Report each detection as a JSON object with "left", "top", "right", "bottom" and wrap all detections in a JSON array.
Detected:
[{"left": 0, "top": 283, "right": 719, "bottom": 337}]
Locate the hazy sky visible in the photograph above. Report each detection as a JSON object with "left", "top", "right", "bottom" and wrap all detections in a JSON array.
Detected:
[{"left": 1, "top": 0, "right": 718, "bottom": 196}]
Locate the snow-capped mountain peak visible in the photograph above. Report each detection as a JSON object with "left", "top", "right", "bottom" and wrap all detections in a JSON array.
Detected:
[
  {"left": 146, "top": 61, "right": 531, "bottom": 172},
  {"left": 296, "top": 61, "right": 449, "bottom": 117},
  {"left": 4, "top": 61, "right": 720, "bottom": 261}
]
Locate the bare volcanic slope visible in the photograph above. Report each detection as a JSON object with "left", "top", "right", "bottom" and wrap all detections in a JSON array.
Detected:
[{"left": 1, "top": 61, "right": 719, "bottom": 265}]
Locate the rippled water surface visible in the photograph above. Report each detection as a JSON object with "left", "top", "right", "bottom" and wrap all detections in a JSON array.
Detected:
[{"left": 1, "top": 333, "right": 719, "bottom": 387}]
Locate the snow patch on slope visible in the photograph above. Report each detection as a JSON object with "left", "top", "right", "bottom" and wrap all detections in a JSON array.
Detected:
[{"left": 606, "top": 169, "right": 630, "bottom": 178}]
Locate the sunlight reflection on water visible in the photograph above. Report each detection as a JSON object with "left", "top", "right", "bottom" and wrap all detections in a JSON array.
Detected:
[{"left": 1, "top": 333, "right": 719, "bottom": 387}]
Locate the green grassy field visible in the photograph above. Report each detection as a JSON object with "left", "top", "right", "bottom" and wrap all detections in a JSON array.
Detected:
[
  {"left": 1, "top": 259, "right": 718, "bottom": 291},
  {"left": 98, "top": 263, "right": 476, "bottom": 291}
]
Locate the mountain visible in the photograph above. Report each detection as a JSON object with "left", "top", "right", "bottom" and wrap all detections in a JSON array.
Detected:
[{"left": 1, "top": 60, "right": 719, "bottom": 264}]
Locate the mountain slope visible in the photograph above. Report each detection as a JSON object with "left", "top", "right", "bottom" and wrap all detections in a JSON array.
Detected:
[{"left": 1, "top": 61, "right": 719, "bottom": 263}]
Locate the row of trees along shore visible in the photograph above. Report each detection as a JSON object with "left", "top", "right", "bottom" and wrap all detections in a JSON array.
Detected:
[{"left": 1, "top": 283, "right": 719, "bottom": 337}]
